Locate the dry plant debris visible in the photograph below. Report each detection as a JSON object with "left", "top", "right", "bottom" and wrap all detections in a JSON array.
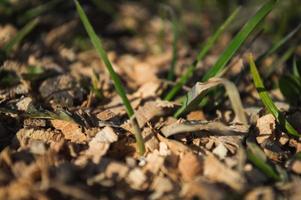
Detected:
[{"left": 0, "top": 0, "right": 301, "bottom": 199}]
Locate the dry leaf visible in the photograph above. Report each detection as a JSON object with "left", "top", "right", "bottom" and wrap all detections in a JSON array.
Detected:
[
  {"left": 161, "top": 119, "right": 248, "bottom": 137},
  {"left": 176, "top": 77, "right": 247, "bottom": 124}
]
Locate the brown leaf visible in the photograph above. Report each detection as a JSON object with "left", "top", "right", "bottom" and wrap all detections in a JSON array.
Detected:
[{"left": 161, "top": 119, "right": 248, "bottom": 138}]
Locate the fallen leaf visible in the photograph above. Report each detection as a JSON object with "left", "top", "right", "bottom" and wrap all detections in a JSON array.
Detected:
[{"left": 161, "top": 119, "right": 248, "bottom": 137}]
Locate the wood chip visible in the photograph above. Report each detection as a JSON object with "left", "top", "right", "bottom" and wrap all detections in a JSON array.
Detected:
[
  {"left": 256, "top": 114, "right": 275, "bottom": 144},
  {"left": 51, "top": 120, "right": 88, "bottom": 143},
  {"left": 290, "top": 160, "right": 301, "bottom": 174},
  {"left": 178, "top": 152, "right": 202, "bottom": 181},
  {"left": 150, "top": 176, "right": 173, "bottom": 200},
  {"left": 76, "top": 127, "right": 118, "bottom": 165},
  {"left": 204, "top": 154, "right": 245, "bottom": 191},
  {"left": 126, "top": 168, "right": 147, "bottom": 190},
  {"left": 212, "top": 143, "right": 228, "bottom": 160}
]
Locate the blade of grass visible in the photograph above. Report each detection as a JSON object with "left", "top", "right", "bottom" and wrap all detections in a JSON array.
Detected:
[
  {"left": 164, "top": 6, "right": 240, "bottom": 100},
  {"left": 202, "top": 0, "right": 277, "bottom": 82},
  {"left": 75, "top": 0, "right": 145, "bottom": 155},
  {"left": 264, "top": 45, "right": 296, "bottom": 78},
  {"left": 2, "top": 18, "right": 39, "bottom": 55},
  {"left": 246, "top": 141, "right": 281, "bottom": 181},
  {"left": 248, "top": 54, "right": 300, "bottom": 137},
  {"left": 293, "top": 56, "right": 300, "bottom": 79},
  {"left": 18, "top": 0, "right": 60, "bottom": 24},
  {"left": 257, "top": 23, "right": 301, "bottom": 62}
]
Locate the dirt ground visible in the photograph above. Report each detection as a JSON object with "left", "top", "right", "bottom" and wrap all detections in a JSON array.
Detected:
[{"left": 1, "top": 1, "right": 301, "bottom": 199}]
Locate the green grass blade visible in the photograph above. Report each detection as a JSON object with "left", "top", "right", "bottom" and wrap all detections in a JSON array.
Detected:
[
  {"left": 248, "top": 54, "right": 300, "bottom": 137},
  {"left": 258, "top": 23, "right": 301, "bottom": 61},
  {"left": 164, "top": 7, "right": 240, "bottom": 100},
  {"left": 3, "top": 18, "right": 39, "bottom": 54},
  {"left": 202, "top": 0, "right": 277, "bottom": 82},
  {"left": 18, "top": 0, "right": 60, "bottom": 24},
  {"left": 293, "top": 56, "right": 300, "bottom": 78},
  {"left": 279, "top": 75, "right": 301, "bottom": 105},
  {"left": 246, "top": 141, "right": 281, "bottom": 181},
  {"left": 75, "top": 0, "right": 145, "bottom": 155}
]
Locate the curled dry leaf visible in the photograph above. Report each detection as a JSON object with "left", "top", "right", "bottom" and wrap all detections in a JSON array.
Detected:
[
  {"left": 204, "top": 154, "right": 245, "bottom": 191},
  {"left": 161, "top": 119, "right": 249, "bottom": 137},
  {"left": 175, "top": 77, "right": 247, "bottom": 124}
]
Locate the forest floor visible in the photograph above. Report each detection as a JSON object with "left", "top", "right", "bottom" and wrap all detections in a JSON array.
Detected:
[{"left": 1, "top": 1, "right": 301, "bottom": 199}]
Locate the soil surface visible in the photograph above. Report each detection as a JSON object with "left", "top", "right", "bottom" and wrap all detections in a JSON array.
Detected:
[{"left": 1, "top": 1, "right": 301, "bottom": 199}]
